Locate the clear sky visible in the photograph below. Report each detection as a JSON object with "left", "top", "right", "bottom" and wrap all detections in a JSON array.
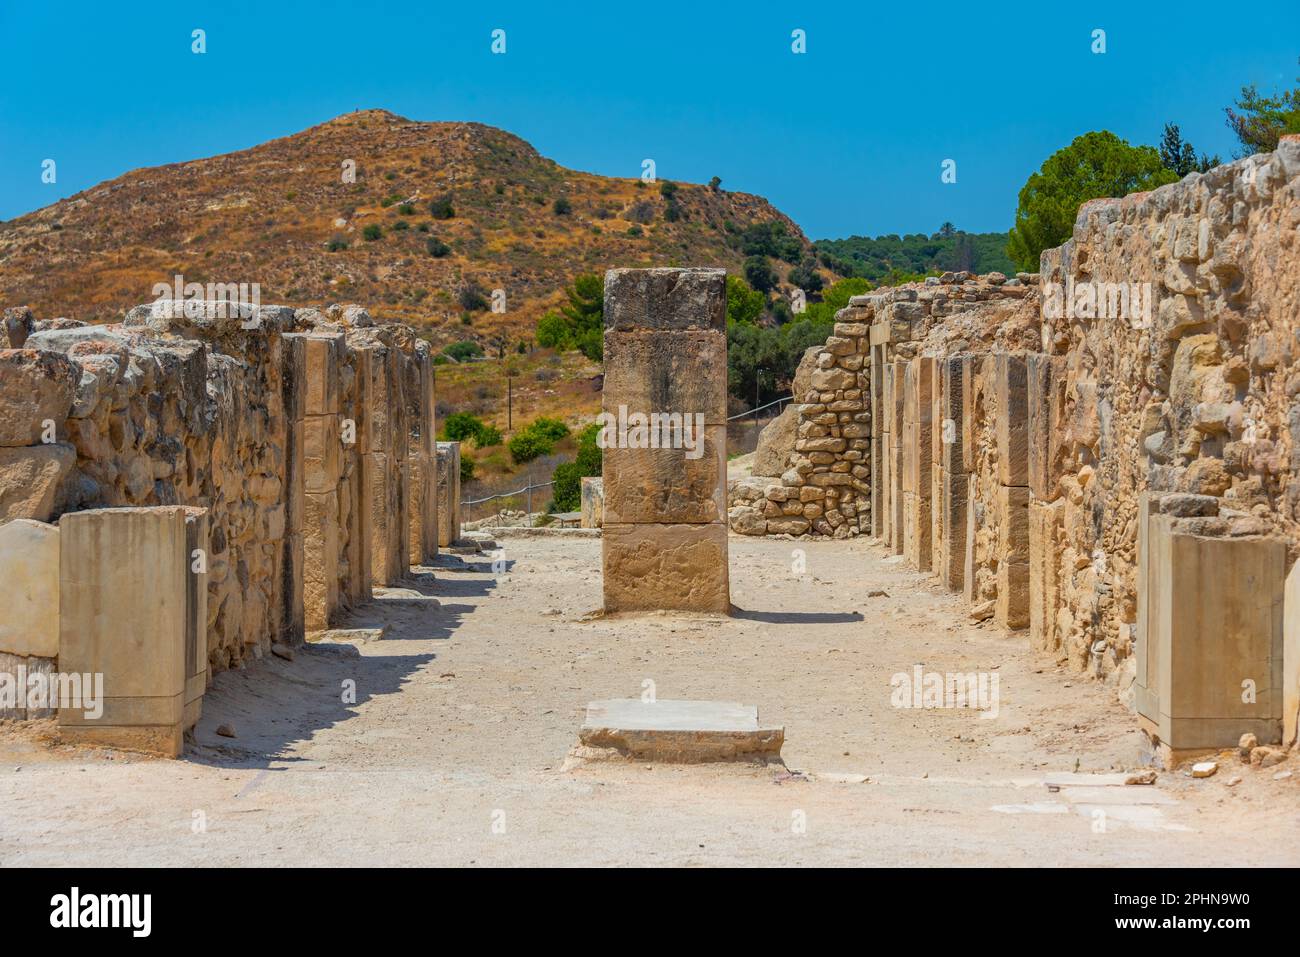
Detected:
[{"left": 0, "top": 0, "right": 1295, "bottom": 239}]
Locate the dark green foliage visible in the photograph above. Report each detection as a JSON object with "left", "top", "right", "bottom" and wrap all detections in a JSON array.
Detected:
[
  {"left": 533, "top": 273, "right": 603, "bottom": 362},
  {"left": 392, "top": 220, "right": 410, "bottom": 231},
  {"left": 787, "top": 258, "right": 824, "bottom": 293},
  {"left": 397, "top": 203, "right": 416, "bottom": 215},
  {"left": 426, "top": 237, "right": 450, "bottom": 257},
  {"left": 743, "top": 256, "right": 778, "bottom": 293},
  {"left": 725, "top": 275, "right": 765, "bottom": 325},
  {"left": 815, "top": 229, "right": 1015, "bottom": 281},
  {"left": 1225, "top": 60, "right": 1300, "bottom": 156},
  {"left": 327, "top": 236, "right": 349, "bottom": 252},
  {"left": 736, "top": 221, "right": 803, "bottom": 263},
  {"left": 1159, "top": 123, "right": 1220, "bottom": 176},
  {"left": 509, "top": 416, "right": 572, "bottom": 465},
  {"left": 362, "top": 224, "right": 382, "bottom": 241},
  {"left": 441, "top": 341, "right": 484, "bottom": 363},
  {"left": 459, "top": 455, "right": 476, "bottom": 483},
  {"left": 429, "top": 195, "right": 455, "bottom": 219},
  {"left": 549, "top": 422, "right": 602, "bottom": 511},
  {"left": 1006, "top": 131, "right": 1177, "bottom": 270},
  {"left": 458, "top": 282, "right": 489, "bottom": 311},
  {"left": 553, "top": 196, "right": 572, "bottom": 215}
]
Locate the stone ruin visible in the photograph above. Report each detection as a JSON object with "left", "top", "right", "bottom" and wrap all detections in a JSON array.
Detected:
[
  {"left": 730, "top": 135, "right": 1300, "bottom": 762},
  {"left": 600, "top": 268, "right": 730, "bottom": 613},
  {"left": 0, "top": 299, "right": 462, "bottom": 753}
]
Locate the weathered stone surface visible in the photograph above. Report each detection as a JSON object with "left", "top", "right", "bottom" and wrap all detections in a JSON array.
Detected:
[
  {"left": 1026, "top": 353, "right": 1066, "bottom": 501},
  {"left": 1136, "top": 505, "right": 1286, "bottom": 753},
  {"left": 0, "top": 442, "right": 75, "bottom": 522},
  {"left": 1284, "top": 559, "right": 1300, "bottom": 748},
  {"left": 3, "top": 307, "right": 35, "bottom": 348},
  {"left": 578, "top": 699, "right": 783, "bottom": 763},
  {"left": 602, "top": 522, "right": 729, "bottom": 613},
  {"left": 753, "top": 403, "right": 797, "bottom": 477},
  {"left": 1028, "top": 500, "right": 1064, "bottom": 654},
  {"left": 994, "top": 352, "right": 1029, "bottom": 488},
  {"left": 602, "top": 330, "right": 728, "bottom": 426},
  {"left": 0, "top": 519, "right": 60, "bottom": 658},
  {"left": 57, "top": 506, "right": 190, "bottom": 757},
  {"left": 603, "top": 267, "right": 726, "bottom": 332},
  {"left": 0, "top": 349, "right": 78, "bottom": 446},
  {"left": 580, "top": 476, "right": 604, "bottom": 528},
  {"left": 436, "top": 442, "right": 461, "bottom": 548}
]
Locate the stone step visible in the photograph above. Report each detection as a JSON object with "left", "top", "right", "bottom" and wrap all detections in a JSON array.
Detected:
[{"left": 577, "top": 698, "right": 784, "bottom": 764}]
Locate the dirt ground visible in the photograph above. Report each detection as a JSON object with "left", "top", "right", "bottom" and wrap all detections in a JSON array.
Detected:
[{"left": 2, "top": 532, "right": 1298, "bottom": 867}]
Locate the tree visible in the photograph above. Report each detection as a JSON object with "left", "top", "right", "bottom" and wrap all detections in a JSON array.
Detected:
[
  {"left": 743, "top": 256, "right": 777, "bottom": 294},
  {"left": 1159, "top": 123, "right": 1220, "bottom": 177},
  {"left": 708, "top": 176, "right": 722, "bottom": 192},
  {"left": 1225, "top": 61, "right": 1300, "bottom": 156},
  {"left": 552, "top": 197, "right": 572, "bottom": 215},
  {"left": 935, "top": 222, "right": 956, "bottom": 239},
  {"left": 725, "top": 274, "right": 765, "bottom": 325},
  {"left": 532, "top": 274, "right": 604, "bottom": 362},
  {"left": 787, "top": 259, "right": 824, "bottom": 294},
  {"left": 1006, "top": 131, "right": 1178, "bottom": 271}
]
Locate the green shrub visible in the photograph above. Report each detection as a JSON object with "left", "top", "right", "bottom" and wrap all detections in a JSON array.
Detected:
[
  {"left": 392, "top": 219, "right": 410, "bottom": 231},
  {"left": 362, "top": 224, "right": 383, "bottom": 242},
  {"left": 528, "top": 417, "right": 569, "bottom": 442},
  {"left": 430, "top": 195, "right": 455, "bottom": 219},
  {"left": 426, "top": 237, "right": 450, "bottom": 257},
  {"left": 327, "top": 236, "right": 349, "bottom": 252},
  {"left": 549, "top": 422, "right": 602, "bottom": 511},
  {"left": 459, "top": 455, "right": 476, "bottom": 483},
  {"left": 398, "top": 203, "right": 416, "bottom": 215},
  {"left": 442, "top": 341, "right": 484, "bottom": 363},
  {"left": 553, "top": 197, "right": 572, "bottom": 215},
  {"left": 444, "top": 411, "right": 486, "bottom": 442},
  {"left": 473, "top": 424, "right": 502, "bottom": 448},
  {"left": 507, "top": 430, "right": 552, "bottom": 465}
]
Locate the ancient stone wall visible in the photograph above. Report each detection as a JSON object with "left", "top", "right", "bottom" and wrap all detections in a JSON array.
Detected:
[{"left": 0, "top": 299, "right": 448, "bottom": 749}]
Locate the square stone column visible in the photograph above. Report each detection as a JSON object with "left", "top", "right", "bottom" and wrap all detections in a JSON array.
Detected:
[
  {"left": 601, "top": 268, "right": 729, "bottom": 614},
  {"left": 1136, "top": 495, "right": 1286, "bottom": 757},
  {"left": 436, "top": 442, "right": 461, "bottom": 547},
  {"left": 299, "top": 334, "right": 344, "bottom": 630},
  {"left": 887, "top": 359, "right": 907, "bottom": 554},
  {"left": 993, "top": 352, "right": 1030, "bottom": 629},
  {"left": 902, "top": 356, "right": 934, "bottom": 571},
  {"left": 57, "top": 506, "right": 193, "bottom": 757},
  {"left": 409, "top": 344, "right": 438, "bottom": 566},
  {"left": 935, "top": 355, "right": 969, "bottom": 591}
]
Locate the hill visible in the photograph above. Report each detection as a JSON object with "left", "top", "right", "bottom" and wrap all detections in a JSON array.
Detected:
[
  {"left": 814, "top": 227, "right": 1016, "bottom": 281},
  {"left": 0, "top": 109, "right": 818, "bottom": 350}
]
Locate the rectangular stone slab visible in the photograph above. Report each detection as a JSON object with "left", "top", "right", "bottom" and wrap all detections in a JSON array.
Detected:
[
  {"left": 602, "top": 522, "right": 729, "bottom": 613},
  {"left": 603, "top": 267, "right": 726, "bottom": 332},
  {"left": 580, "top": 698, "right": 783, "bottom": 762},
  {"left": 602, "top": 330, "right": 728, "bottom": 427},
  {"left": 601, "top": 424, "right": 727, "bottom": 525}
]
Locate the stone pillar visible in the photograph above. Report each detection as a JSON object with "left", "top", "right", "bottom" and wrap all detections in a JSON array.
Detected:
[
  {"left": 601, "top": 267, "right": 729, "bottom": 614},
  {"left": 993, "top": 353, "right": 1030, "bottom": 629},
  {"left": 902, "top": 356, "right": 934, "bottom": 571},
  {"left": 357, "top": 342, "right": 403, "bottom": 585},
  {"left": 1027, "top": 353, "right": 1066, "bottom": 653},
  {"left": 869, "top": 338, "right": 885, "bottom": 539},
  {"left": 280, "top": 332, "right": 307, "bottom": 646},
  {"left": 1284, "top": 560, "right": 1300, "bottom": 749},
  {"left": 300, "top": 334, "right": 343, "bottom": 630},
  {"left": 1136, "top": 494, "right": 1286, "bottom": 758},
  {"left": 57, "top": 506, "right": 194, "bottom": 757},
  {"left": 408, "top": 343, "right": 437, "bottom": 566},
  {"left": 436, "top": 441, "right": 461, "bottom": 547},
  {"left": 887, "top": 359, "right": 906, "bottom": 554},
  {"left": 580, "top": 476, "right": 604, "bottom": 528},
  {"left": 0, "top": 519, "right": 60, "bottom": 720},
  {"left": 182, "top": 507, "right": 209, "bottom": 730},
  {"left": 934, "top": 355, "right": 969, "bottom": 591}
]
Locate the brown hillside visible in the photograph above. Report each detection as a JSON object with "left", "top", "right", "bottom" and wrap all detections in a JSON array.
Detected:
[{"left": 0, "top": 109, "right": 816, "bottom": 349}]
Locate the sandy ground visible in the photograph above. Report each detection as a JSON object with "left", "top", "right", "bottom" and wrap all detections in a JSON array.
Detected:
[{"left": 2, "top": 532, "right": 1298, "bottom": 867}]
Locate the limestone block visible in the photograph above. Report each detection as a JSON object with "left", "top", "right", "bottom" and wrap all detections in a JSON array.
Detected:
[
  {"left": 903, "top": 491, "right": 931, "bottom": 572},
  {"left": 57, "top": 506, "right": 190, "bottom": 757},
  {"left": 902, "top": 357, "right": 933, "bottom": 496},
  {"left": 1027, "top": 353, "right": 1067, "bottom": 501},
  {"left": 1137, "top": 507, "right": 1286, "bottom": 752},
  {"left": 436, "top": 442, "right": 461, "bottom": 548},
  {"left": 994, "top": 352, "right": 1029, "bottom": 487},
  {"left": 602, "top": 331, "right": 728, "bottom": 426},
  {"left": 366, "top": 451, "right": 403, "bottom": 586},
  {"left": 1285, "top": 560, "right": 1300, "bottom": 748},
  {"left": 752, "top": 404, "right": 797, "bottom": 477},
  {"left": 302, "top": 413, "right": 341, "bottom": 494},
  {"left": 938, "top": 469, "right": 968, "bottom": 592},
  {"left": 303, "top": 490, "right": 340, "bottom": 631},
  {"left": 602, "top": 522, "right": 729, "bottom": 614},
  {"left": 409, "top": 450, "right": 437, "bottom": 566},
  {"left": 602, "top": 425, "right": 727, "bottom": 525},
  {"left": 963, "top": 481, "right": 978, "bottom": 604},
  {"left": 938, "top": 355, "right": 967, "bottom": 477},
  {"left": 0, "top": 519, "right": 60, "bottom": 658},
  {"left": 0, "top": 349, "right": 77, "bottom": 446},
  {"left": 581, "top": 477, "right": 604, "bottom": 528},
  {"left": 995, "top": 485, "right": 1031, "bottom": 630},
  {"left": 302, "top": 334, "right": 341, "bottom": 416},
  {"left": 603, "top": 268, "right": 726, "bottom": 332},
  {"left": 0, "top": 442, "right": 75, "bottom": 523},
  {"left": 1028, "top": 500, "right": 1064, "bottom": 654},
  {"left": 182, "top": 507, "right": 209, "bottom": 729}
]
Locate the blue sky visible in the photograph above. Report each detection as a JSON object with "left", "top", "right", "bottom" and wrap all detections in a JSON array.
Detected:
[{"left": 0, "top": 0, "right": 1295, "bottom": 239}]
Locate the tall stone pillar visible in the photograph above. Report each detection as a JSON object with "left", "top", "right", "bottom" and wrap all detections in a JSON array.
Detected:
[
  {"left": 902, "top": 356, "right": 934, "bottom": 571},
  {"left": 993, "top": 352, "right": 1030, "bottom": 629},
  {"left": 408, "top": 342, "right": 438, "bottom": 566},
  {"left": 1027, "top": 353, "right": 1067, "bottom": 653},
  {"left": 601, "top": 268, "right": 729, "bottom": 614},
  {"left": 934, "top": 355, "right": 969, "bottom": 591},
  {"left": 299, "top": 334, "right": 343, "bottom": 630},
  {"left": 436, "top": 442, "right": 461, "bottom": 547},
  {"left": 887, "top": 359, "right": 906, "bottom": 554},
  {"left": 57, "top": 506, "right": 196, "bottom": 757}
]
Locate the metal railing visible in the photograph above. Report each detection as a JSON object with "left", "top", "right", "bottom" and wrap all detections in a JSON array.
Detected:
[
  {"left": 461, "top": 479, "right": 555, "bottom": 520},
  {"left": 727, "top": 394, "right": 792, "bottom": 420}
]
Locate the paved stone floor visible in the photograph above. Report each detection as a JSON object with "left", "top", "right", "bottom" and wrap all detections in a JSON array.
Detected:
[{"left": 2, "top": 534, "right": 1297, "bottom": 866}]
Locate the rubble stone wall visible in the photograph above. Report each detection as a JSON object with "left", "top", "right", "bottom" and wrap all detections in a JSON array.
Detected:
[{"left": 0, "top": 300, "right": 441, "bottom": 697}]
